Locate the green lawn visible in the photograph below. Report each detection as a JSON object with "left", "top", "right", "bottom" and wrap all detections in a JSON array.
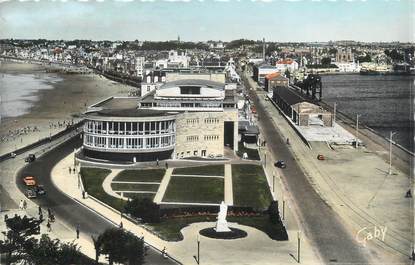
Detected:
[
  {"left": 237, "top": 142, "right": 260, "bottom": 160},
  {"left": 111, "top": 183, "right": 159, "bottom": 192},
  {"left": 80, "top": 167, "right": 126, "bottom": 212},
  {"left": 121, "top": 192, "right": 155, "bottom": 200},
  {"left": 114, "top": 169, "right": 165, "bottom": 182},
  {"left": 173, "top": 165, "right": 224, "bottom": 176},
  {"left": 149, "top": 215, "right": 287, "bottom": 241},
  {"left": 163, "top": 176, "right": 224, "bottom": 203},
  {"left": 232, "top": 164, "right": 272, "bottom": 209}
]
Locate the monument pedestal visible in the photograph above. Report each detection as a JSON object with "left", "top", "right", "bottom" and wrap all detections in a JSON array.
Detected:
[{"left": 215, "top": 220, "right": 231, "bottom": 232}]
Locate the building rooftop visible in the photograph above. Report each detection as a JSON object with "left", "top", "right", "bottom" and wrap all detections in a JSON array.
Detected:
[
  {"left": 91, "top": 108, "right": 176, "bottom": 118},
  {"left": 160, "top": 79, "right": 225, "bottom": 90},
  {"left": 91, "top": 97, "right": 138, "bottom": 110},
  {"left": 273, "top": 86, "right": 311, "bottom": 106}
]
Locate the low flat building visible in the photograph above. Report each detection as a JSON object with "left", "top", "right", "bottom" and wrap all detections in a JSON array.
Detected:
[{"left": 272, "top": 86, "right": 333, "bottom": 127}]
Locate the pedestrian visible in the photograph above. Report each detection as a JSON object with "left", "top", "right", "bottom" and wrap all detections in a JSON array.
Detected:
[
  {"left": 156, "top": 158, "right": 159, "bottom": 166},
  {"left": 38, "top": 206, "right": 42, "bottom": 215},
  {"left": 19, "top": 200, "right": 23, "bottom": 210},
  {"left": 47, "top": 208, "right": 51, "bottom": 216},
  {"left": 47, "top": 221, "right": 51, "bottom": 232},
  {"left": 73, "top": 167, "right": 76, "bottom": 174},
  {"left": 76, "top": 225, "right": 80, "bottom": 239},
  {"left": 82, "top": 190, "right": 85, "bottom": 199},
  {"left": 165, "top": 162, "right": 168, "bottom": 169},
  {"left": 119, "top": 221, "right": 123, "bottom": 229},
  {"left": 23, "top": 200, "right": 27, "bottom": 210},
  {"left": 68, "top": 167, "right": 71, "bottom": 174},
  {"left": 4, "top": 214, "right": 8, "bottom": 221},
  {"left": 39, "top": 212, "right": 43, "bottom": 222}
]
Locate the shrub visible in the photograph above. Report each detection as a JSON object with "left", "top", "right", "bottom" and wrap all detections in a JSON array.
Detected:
[{"left": 124, "top": 198, "right": 160, "bottom": 223}]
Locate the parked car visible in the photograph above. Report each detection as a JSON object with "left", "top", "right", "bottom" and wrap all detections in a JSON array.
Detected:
[
  {"left": 23, "top": 176, "right": 36, "bottom": 186},
  {"left": 26, "top": 188, "right": 37, "bottom": 199},
  {"left": 10, "top": 152, "right": 17, "bottom": 158},
  {"left": 25, "top": 154, "right": 36, "bottom": 163},
  {"left": 34, "top": 185, "right": 46, "bottom": 195},
  {"left": 274, "top": 160, "right": 286, "bottom": 169},
  {"left": 317, "top": 154, "right": 325, "bottom": 160}
]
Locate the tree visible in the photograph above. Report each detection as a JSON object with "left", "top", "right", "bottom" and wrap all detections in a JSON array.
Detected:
[
  {"left": 0, "top": 215, "right": 41, "bottom": 265},
  {"left": 357, "top": 54, "right": 371, "bottom": 63},
  {"left": 97, "top": 228, "right": 144, "bottom": 265},
  {"left": 321, "top": 57, "right": 332, "bottom": 66},
  {"left": 124, "top": 197, "right": 160, "bottom": 223}
]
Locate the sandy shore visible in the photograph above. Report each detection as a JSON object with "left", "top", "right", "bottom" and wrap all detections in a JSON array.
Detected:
[{"left": 0, "top": 61, "right": 135, "bottom": 156}]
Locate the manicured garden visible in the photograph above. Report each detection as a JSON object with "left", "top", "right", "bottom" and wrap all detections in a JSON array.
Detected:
[
  {"left": 173, "top": 165, "right": 224, "bottom": 176},
  {"left": 111, "top": 183, "right": 159, "bottom": 192},
  {"left": 237, "top": 142, "right": 260, "bottom": 160},
  {"left": 113, "top": 169, "right": 165, "bottom": 182},
  {"left": 163, "top": 176, "right": 224, "bottom": 203},
  {"left": 232, "top": 164, "right": 272, "bottom": 209},
  {"left": 150, "top": 214, "right": 287, "bottom": 241},
  {"left": 80, "top": 167, "right": 126, "bottom": 211}
]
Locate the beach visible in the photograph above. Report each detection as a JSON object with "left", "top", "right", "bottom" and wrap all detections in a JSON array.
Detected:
[{"left": 0, "top": 61, "right": 134, "bottom": 156}]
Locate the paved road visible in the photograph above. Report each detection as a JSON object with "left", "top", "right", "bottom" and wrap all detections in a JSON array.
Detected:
[
  {"left": 244, "top": 74, "right": 371, "bottom": 264},
  {"left": 15, "top": 136, "right": 176, "bottom": 265}
]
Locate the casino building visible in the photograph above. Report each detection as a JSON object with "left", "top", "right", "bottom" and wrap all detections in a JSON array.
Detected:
[{"left": 82, "top": 79, "right": 238, "bottom": 162}]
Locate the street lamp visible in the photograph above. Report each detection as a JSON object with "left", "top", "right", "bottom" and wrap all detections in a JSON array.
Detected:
[
  {"left": 297, "top": 231, "right": 301, "bottom": 263},
  {"left": 355, "top": 114, "right": 361, "bottom": 148},
  {"left": 193, "top": 234, "right": 201, "bottom": 264},
  {"left": 388, "top": 131, "right": 397, "bottom": 175}
]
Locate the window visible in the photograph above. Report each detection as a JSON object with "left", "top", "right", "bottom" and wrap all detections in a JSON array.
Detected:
[{"left": 186, "top": 135, "right": 199, "bottom": 142}]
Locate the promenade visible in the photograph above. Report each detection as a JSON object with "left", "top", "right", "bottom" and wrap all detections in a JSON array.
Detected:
[{"left": 244, "top": 70, "right": 412, "bottom": 264}]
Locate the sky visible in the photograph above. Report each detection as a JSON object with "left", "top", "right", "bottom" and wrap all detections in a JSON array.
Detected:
[{"left": 0, "top": 0, "right": 413, "bottom": 42}]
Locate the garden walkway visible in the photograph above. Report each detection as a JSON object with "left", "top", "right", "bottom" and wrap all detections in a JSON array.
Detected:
[{"left": 153, "top": 168, "right": 173, "bottom": 204}]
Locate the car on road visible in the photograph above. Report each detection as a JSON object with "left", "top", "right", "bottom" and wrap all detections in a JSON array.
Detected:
[
  {"left": 317, "top": 154, "right": 325, "bottom": 160},
  {"left": 23, "top": 176, "right": 36, "bottom": 186},
  {"left": 34, "top": 185, "right": 46, "bottom": 196},
  {"left": 25, "top": 154, "right": 36, "bottom": 163},
  {"left": 10, "top": 152, "right": 17, "bottom": 158},
  {"left": 26, "top": 188, "right": 37, "bottom": 199},
  {"left": 274, "top": 160, "right": 287, "bottom": 169}
]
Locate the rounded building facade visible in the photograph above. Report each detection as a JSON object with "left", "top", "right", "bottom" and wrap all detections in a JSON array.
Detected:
[{"left": 82, "top": 108, "right": 177, "bottom": 162}]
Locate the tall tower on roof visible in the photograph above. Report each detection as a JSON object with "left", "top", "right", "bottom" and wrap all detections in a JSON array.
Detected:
[{"left": 262, "top": 38, "right": 266, "bottom": 61}]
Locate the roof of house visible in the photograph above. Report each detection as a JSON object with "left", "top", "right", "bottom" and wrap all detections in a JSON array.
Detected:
[
  {"left": 276, "top": 59, "right": 297, "bottom": 65},
  {"left": 265, "top": 72, "right": 281, "bottom": 80}
]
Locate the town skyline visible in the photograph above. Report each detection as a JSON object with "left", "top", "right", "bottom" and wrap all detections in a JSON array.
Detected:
[{"left": 0, "top": 0, "right": 413, "bottom": 42}]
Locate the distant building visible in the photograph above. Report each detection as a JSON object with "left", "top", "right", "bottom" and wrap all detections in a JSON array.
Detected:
[
  {"left": 135, "top": 57, "right": 145, "bottom": 78},
  {"left": 253, "top": 64, "right": 279, "bottom": 84},
  {"left": 264, "top": 73, "right": 289, "bottom": 92},
  {"left": 275, "top": 59, "right": 299, "bottom": 73},
  {"left": 336, "top": 48, "right": 354, "bottom": 63}
]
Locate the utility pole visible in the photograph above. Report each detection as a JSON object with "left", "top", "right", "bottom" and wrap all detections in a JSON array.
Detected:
[
  {"left": 355, "top": 114, "right": 361, "bottom": 148},
  {"left": 333, "top": 102, "right": 337, "bottom": 126},
  {"left": 389, "top": 131, "right": 397, "bottom": 175}
]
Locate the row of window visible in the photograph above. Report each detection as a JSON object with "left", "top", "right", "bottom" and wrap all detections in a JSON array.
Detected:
[
  {"left": 186, "top": 135, "right": 199, "bottom": 142},
  {"left": 204, "top": 135, "right": 219, "bottom": 141},
  {"left": 84, "top": 135, "right": 175, "bottom": 149},
  {"left": 204, "top": 118, "right": 219, "bottom": 124},
  {"left": 186, "top": 119, "right": 199, "bottom": 125},
  {"left": 84, "top": 121, "right": 175, "bottom": 135}
]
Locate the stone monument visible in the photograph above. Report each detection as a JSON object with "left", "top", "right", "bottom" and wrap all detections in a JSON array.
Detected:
[{"left": 215, "top": 201, "right": 231, "bottom": 232}]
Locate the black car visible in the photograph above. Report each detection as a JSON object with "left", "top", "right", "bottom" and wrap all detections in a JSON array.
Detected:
[
  {"left": 34, "top": 185, "right": 46, "bottom": 196},
  {"left": 274, "top": 160, "right": 286, "bottom": 168},
  {"left": 25, "top": 154, "right": 36, "bottom": 163},
  {"left": 26, "top": 188, "right": 37, "bottom": 199}
]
